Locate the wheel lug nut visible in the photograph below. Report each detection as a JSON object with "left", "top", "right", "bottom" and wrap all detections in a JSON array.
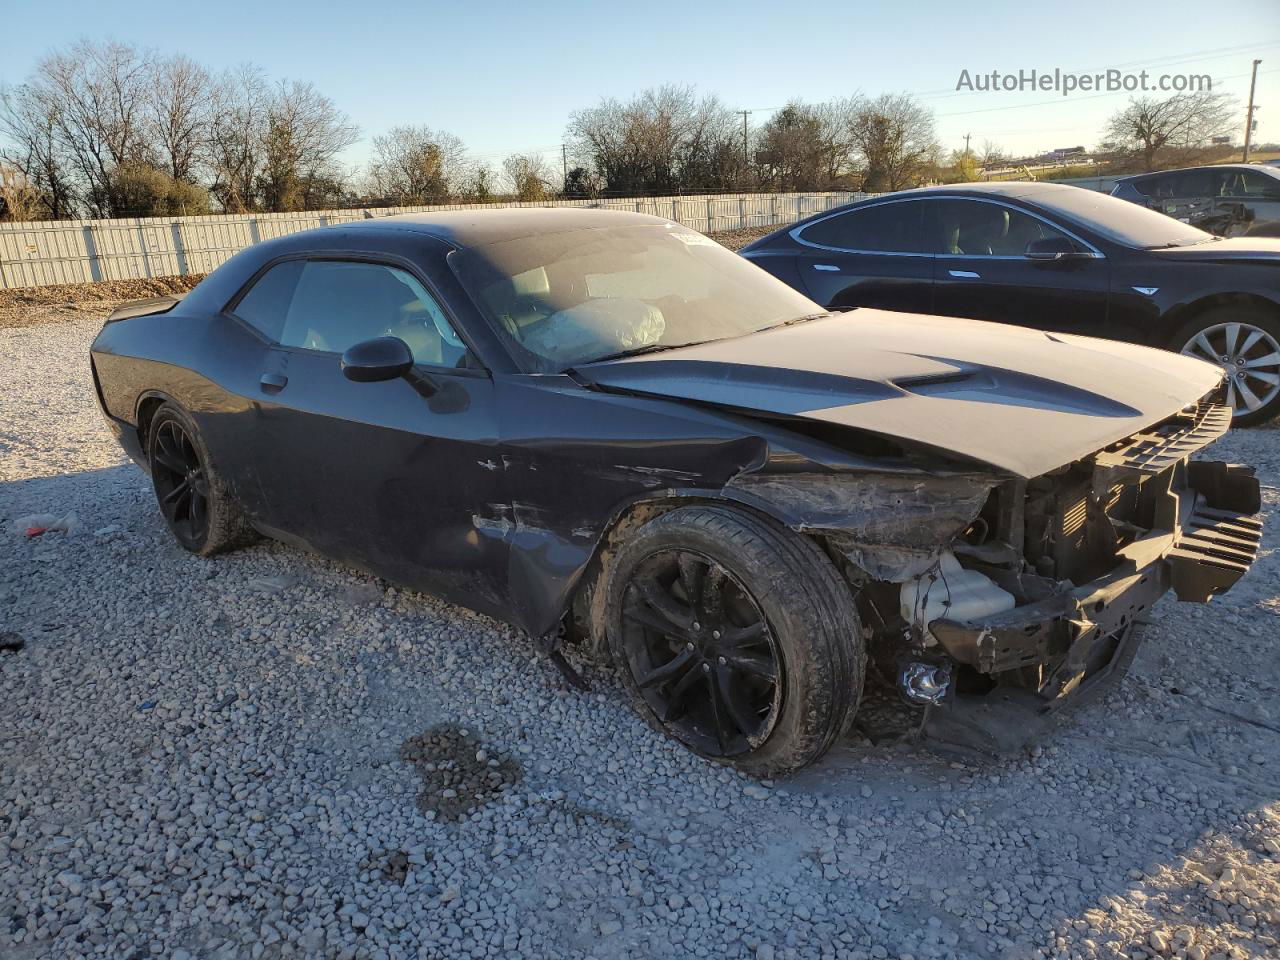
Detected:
[
  {"left": 692, "top": 621, "right": 701, "bottom": 631},
  {"left": 701, "top": 663, "right": 711, "bottom": 673},
  {"left": 712, "top": 630, "right": 721, "bottom": 639},
  {"left": 686, "top": 642, "right": 695, "bottom": 652},
  {"left": 718, "top": 656, "right": 727, "bottom": 666}
]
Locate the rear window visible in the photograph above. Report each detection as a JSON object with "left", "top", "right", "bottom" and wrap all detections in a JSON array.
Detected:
[
  {"left": 1026, "top": 185, "right": 1212, "bottom": 249},
  {"left": 797, "top": 201, "right": 928, "bottom": 253}
]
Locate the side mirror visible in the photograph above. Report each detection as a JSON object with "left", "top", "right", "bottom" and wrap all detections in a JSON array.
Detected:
[
  {"left": 1025, "top": 236, "right": 1085, "bottom": 262},
  {"left": 341, "top": 336, "right": 414, "bottom": 382}
]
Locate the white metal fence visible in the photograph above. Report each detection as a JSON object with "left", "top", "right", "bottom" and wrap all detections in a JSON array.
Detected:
[{"left": 0, "top": 192, "right": 862, "bottom": 290}]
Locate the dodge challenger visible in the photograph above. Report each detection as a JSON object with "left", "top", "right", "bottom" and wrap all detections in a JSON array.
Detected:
[{"left": 90, "top": 209, "right": 1263, "bottom": 775}]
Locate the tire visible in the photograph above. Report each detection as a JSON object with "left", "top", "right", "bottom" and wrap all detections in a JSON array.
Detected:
[
  {"left": 1173, "top": 305, "right": 1280, "bottom": 427},
  {"left": 603, "top": 504, "right": 865, "bottom": 778},
  {"left": 146, "top": 402, "right": 257, "bottom": 555}
]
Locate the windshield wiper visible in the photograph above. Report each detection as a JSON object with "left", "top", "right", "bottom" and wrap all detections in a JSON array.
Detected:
[{"left": 577, "top": 339, "right": 719, "bottom": 366}]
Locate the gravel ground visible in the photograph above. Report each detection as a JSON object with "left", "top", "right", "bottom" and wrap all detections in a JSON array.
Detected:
[{"left": 1, "top": 308, "right": 1278, "bottom": 960}]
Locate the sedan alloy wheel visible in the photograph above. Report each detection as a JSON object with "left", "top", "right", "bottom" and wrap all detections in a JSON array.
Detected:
[{"left": 1181, "top": 320, "right": 1280, "bottom": 419}]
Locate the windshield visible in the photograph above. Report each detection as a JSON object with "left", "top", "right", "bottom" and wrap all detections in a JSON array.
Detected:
[
  {"left": 1028, "top": 185, "right": 1214, "bottom": 249},
  {"left": 449, "top": 223, "right": 821, "bottom": 372}
]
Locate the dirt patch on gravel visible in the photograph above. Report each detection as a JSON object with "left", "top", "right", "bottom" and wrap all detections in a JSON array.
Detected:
[
  {"left": 708, "top": 225, "right": 777, "bottom": 250},
  {"left": 0, "top": 274, "right": 203, "bottom": 310},
  {"left": 399, "top": 725, "right": 523, "bottom": 822}
]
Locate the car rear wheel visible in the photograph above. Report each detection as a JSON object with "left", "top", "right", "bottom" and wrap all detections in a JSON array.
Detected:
[
  {"left": 604, "top": 505, "right": 865, "bottom": 777},
  {"left": 147, "top": 403, "right": 256, "bottom": 555},
  {"left": 1176, "top": 306, "right": 1280, "bottom": 426}
]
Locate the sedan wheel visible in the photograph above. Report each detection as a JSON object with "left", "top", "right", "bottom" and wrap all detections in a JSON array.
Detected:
[
  {"left": 1179, "top": 314, "right": 1280, "bottom": 425},
  {"left": 605, "top": 505, "right": 865, "bottom": 777}
]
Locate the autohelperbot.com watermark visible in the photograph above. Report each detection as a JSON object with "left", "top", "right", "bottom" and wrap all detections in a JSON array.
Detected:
[{"left": 955, "top": 68, "right": 1213, "bottom": 96}]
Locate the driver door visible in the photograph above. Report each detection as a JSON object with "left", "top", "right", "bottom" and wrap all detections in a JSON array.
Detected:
[
  {"left": 926, "top": 198, "right": 1111, "bottom": 338},
  {"left": 239, "top": 256, "right": 510, "bottom": 617}
]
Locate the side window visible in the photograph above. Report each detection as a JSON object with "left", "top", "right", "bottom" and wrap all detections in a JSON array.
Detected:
[
  {"left": 1169, "top": 169, "right": 1216, "bottom": 197},
  {"left": 1222, "top": 169, "right": 1280, "bottom": 199},
  {"left": 279, "top": 260, "right": 469, "bottom": 368},
  {"left": 1129, "top": 177, "right": 1159, "bottom": 198},
  {"left": 231, "top": 259, "right": 304, "bottom": 342},
  {"left": 930, "top": 199, "right": 1074, "bottom": 257},
  {"left": 797, "top": 202, "right": 927, "bottom": 253}
]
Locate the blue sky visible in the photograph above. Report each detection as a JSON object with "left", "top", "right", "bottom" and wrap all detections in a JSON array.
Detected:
[{"left": 3, "top": 0, "right": 1278, "bottom": 174}]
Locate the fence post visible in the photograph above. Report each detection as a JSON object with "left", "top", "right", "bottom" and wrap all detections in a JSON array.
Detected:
[
  {"left": 137, "top": 220, "right": 152, "bottom": 279},
  {"left": 706, "top": 198, "right": 713, "bottom": 232},
  {"left": 173, "top": 220, "right": 190, "bottom": 276}
]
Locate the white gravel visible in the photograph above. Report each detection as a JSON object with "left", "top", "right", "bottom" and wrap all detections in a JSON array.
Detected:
[{"left": 2, "top": 308, "right": 1278, "bottom": 960}]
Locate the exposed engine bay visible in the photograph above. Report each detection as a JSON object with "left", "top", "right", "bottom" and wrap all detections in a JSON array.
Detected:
[{"left": 826, "top": 393, "right": 1261, "bottom": 752}]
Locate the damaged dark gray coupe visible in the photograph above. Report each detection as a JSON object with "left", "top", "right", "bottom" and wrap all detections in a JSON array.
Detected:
[{"left": 90, "top": 209, "right": 1264, "bottom": 775}]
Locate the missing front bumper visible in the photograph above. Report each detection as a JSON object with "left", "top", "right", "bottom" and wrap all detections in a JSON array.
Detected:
[{"left": 917, "top": 461, "right": 1263, "bottom": 755}]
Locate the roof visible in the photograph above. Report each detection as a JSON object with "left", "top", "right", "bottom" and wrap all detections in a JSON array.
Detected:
[
  {"left": 341, "top": 207, "right": 672, "bottom": 247},
  {"left": 1114, "top": 163, "right": 1280, "bottom": 182},
  {"left": 878, "top": 181, "right": 1100, "bottom": 201}
]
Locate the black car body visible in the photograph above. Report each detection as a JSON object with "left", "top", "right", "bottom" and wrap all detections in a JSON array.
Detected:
[
  {"left": 90, "top": 209, "right": 1263, "bottom": 771},
  {"left": 1111, "top": 164, "right": 1280, "bottom": 237},
  {"left": 741, "top": 182, "right": 1280, "bottom": 424}
]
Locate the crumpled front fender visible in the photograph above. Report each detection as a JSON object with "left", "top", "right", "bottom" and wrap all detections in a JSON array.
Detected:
[{"left": 725, "top": 471, "right": 999, "bottom": 581}]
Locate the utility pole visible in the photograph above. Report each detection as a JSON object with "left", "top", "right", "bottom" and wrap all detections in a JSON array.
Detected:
[
  {"left": 1243, "top": 59, "right": 1262, "bottom": 162},
  {"left": 738, "top": 110, "right": 751, "bottom": 168},
  {"left": 964, "top": 132, "right": 971, "bottom": 156},
  {"left": 561, "top": 144, "right": 569, "bottom": 187}
]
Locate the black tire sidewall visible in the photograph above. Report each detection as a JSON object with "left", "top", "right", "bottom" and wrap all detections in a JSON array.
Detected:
[
  {"left": 604, "top": 505, "right": 864, "bottom": 777},
  {"left": 147, "top": 402, "right": 249, "bottom": 555}
]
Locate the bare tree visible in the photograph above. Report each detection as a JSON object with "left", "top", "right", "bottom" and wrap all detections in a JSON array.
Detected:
[
  {"left": 368, "top": 125, "right": 467, "bottom": 204},
  {"left": 1105, "top": 92, "right": 1235, "bottom": 171},
  {"left": 849, "top": 93, "right": 939, "bottom": 192},
  {"left": 207, "top": 65, "right": 270, "bottom": 212},
  {"left": 256, "top": 80, "right": 358, "bottom": 212},
  {"left": 39, "top": 40, "right": 156, "bottom": 215},
  {"left": 754, "top": 97, "right": 863, "bottom": 191},
  {"left": 146, "top": 54, "right": 211, "bottom": 183},
  {"left": 567, "top": 85, "right": 741, "bottom": 194},
  {"left": 0, "top": 163, "right": 47, "bottom": 220},
  {"left": 502, "top": 153, "right": 553, "bottom": 200},
  {"left": 978, "top": 139, "right": 1009, "bottom": 173},
  {"left": 0, "top": 83, "right": 76, "bottom": 218}
]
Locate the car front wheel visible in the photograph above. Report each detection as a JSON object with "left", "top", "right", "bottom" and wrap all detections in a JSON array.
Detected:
[
  {"left": 604, "top": 505, "right": 865, "bottom": 777},
  {"left": 1176, "top": 306, "right": 1280, "bottom": 426}
]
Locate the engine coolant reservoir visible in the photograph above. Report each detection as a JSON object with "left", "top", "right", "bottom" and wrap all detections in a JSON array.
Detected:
[{"left": 899, "top": 551, "right": 1016, "bottom": 641}]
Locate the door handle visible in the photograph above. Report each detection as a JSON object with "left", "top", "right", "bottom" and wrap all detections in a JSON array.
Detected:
[
  {"left": 813, "top": 264, "right": 841, "bottom": 272},
  {"left": 948, "top": 269, "right": 981, "bottom": 279},
  {"left": 259, "top": 372, "right": 288, "bottom": 393}
]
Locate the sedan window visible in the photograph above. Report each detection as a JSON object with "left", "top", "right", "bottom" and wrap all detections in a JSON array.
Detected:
[
  {"left": 796, "top": 201, "right": 928, "bottom": 253},
  {"left": 1168, "top": 169, "right": 1217, "bottom": 197},
  {"left": 279, "top": 261, "right": 469, "bottom": 368},
  {"left": 1220, "top": 169, "right": 1280, "bottom": 199},
  {"left": 929, "top": 199, "right": 1073, "bottom": 257}
]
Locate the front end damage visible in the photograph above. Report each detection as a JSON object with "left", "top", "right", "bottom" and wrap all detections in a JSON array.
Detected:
[{"left": 735, "top": 395, "right": 1264, "bottom": 754}]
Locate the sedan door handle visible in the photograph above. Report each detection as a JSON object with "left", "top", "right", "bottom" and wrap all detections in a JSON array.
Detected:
[
  {"left": 948, "top": 269, "right": 981, "bottom": 279},
  {"left": 813, "top": 264, "right": 841, "bottom": 272},
  {"left": 259, "top": 372, "right": 288, "bottom": 393}
]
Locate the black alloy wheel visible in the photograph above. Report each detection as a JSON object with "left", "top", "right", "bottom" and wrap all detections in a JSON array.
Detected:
[
  {"left": 619, "top": 549, "right": 783, "bottom": 757},
  {"left": 150, "top": 417, "right": 211, "bottom": 550}
]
